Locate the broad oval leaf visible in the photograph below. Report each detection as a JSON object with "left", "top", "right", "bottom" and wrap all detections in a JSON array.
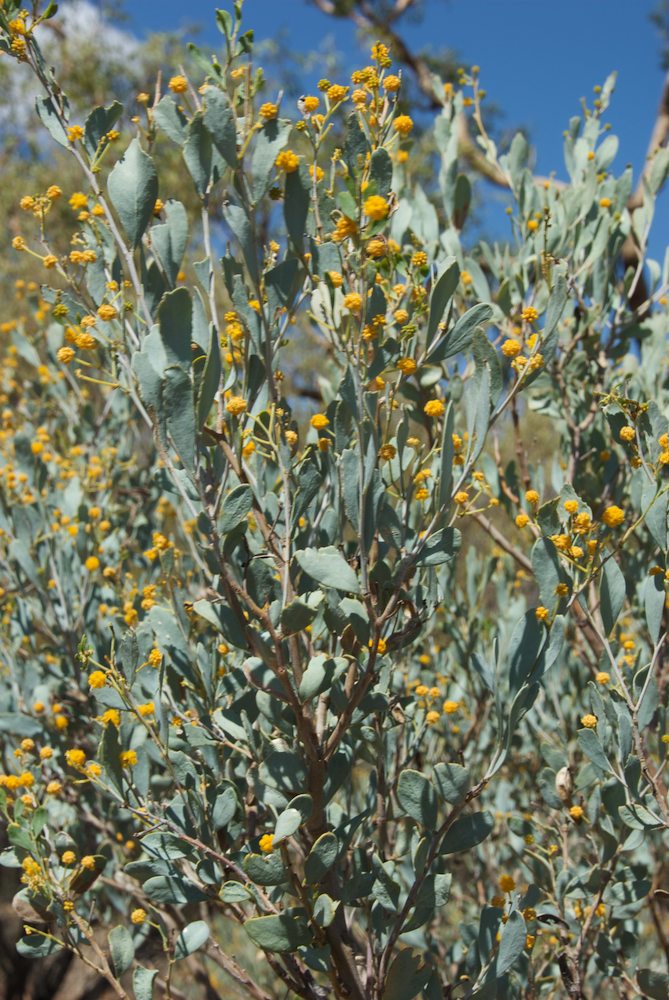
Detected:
[
  {"left": 174, "top": 920, "right": 210, "bottom": 960},
  {"left": 243, "top": 910, "right": 311, "bottom": 952},
  {"left": 295, "top": 546, "right": 360, "bottom": 593},
  {"left": 107, "top": 138, "right": 158, "bottom": 248}
]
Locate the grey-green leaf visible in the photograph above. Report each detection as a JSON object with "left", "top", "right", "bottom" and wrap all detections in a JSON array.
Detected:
[
  {"left": 220, "top": 485, "right": 253, "bottom": 534},
  {"left": 426, "top": 258, "right": 459, "bottom": 346},
  {"left": 497, "top": 910, "right": 526, "bottom": 977},
  {"left": 35, "top": 96, "right": 70, "bottom": 147},
  {"left": 397, "top": 769, "right": 438, "bottom": 829},
  {"left": 158, "top": 287, "right": 192, "bottom": 369},
  {"left": 243, "top": 910, "right": 311, "bottom": 952},
  {"left": 183, "top": 113, "right": 213, "bottom": 197},
  {"left": 600, "top": 558, "right": 625, "bottom": 636},
  {"left": 433, "top": 763, "right": 469, "bottom": 804},
  {"left": 637, "top": 968, "right": 669, "bottom": 999},
  {"left": 153, "top": 96, "right": 188, "bottom": 145},
  {"left": 577, "top": 727, "right": 611, "bottom": 775},
  {"left": 174, "top": 920, "right": 210, "bottom": 960},
  {"left": 274, "top": 807, "right": 302, "bottom": 844},
  {"left": 440, "top": 811, "right": 493, "bottom": 854},
  {"left": 133, "top": 967, "right": 158, "bottom": 1000},
  {"left": 244, "top": 852, "right": 288, "bottom": 886},
  {"left": 84, "top": 102, "right": 122, "bottom": 156},
  {"left": 108, "top": 925, "right": 134, "bottom": 977},
  {"left": 296, "top": 547, "right": 360, "bottom": 593},
  {"left": 153, "top": 200, "right": 188, "bottom": 287},
  {"left": 304, "top": 832, "right": 338, "bottom": 884},
  {"left": 107, "top": 138, "right": 158, "bottom": 248},
  {"left": 383, "top": 948, "right": 431, "bottom": 1000},
  {"left": 203, "top": 88, "right": 238, "bottom": 167},
  {"left": 430, "top": 302, "right": 493, "bottom": 364}
]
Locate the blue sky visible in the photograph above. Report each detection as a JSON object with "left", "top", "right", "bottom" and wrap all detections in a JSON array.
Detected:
[{"left": 126, "top": 0, "right": 667, "bottom": 254}]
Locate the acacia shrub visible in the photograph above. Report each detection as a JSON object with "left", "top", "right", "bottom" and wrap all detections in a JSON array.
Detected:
[{"left": 0, "top": 3, "right": 668, "bottom": 999}]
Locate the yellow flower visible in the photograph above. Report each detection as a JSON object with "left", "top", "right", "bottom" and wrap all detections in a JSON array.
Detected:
[
  {"left": 259, "top": 102, "right": 278, "bottom": 120},
  {"left": 371, "top": 42, "right": 391, "bottom": 66},
  {"left": 521, "top": 306, "right": 539, "bottom": 323},
  {"left": 226, "top": 396, "right": 247, "bottom": 416},
  {"left": 84, "top": 556, "right": 100, "bottom": 572},
  {"left": 120, "top": 749, "right": 138, "bottom": 768},
  {"left": 259, "top": 833, "right": 274, "bottom": 853},
  {"left": 148, "top": 648, "right": 163, "bottom": 668},
  {"left": 276, "top": 150, "right": 300, "bottom": 173},
  {"left": 363, "top": 195, "right": 389, "bottom": 221},
  {"left": 525, "top": 489, "right": 539, "bottom": 504},
  {"left": 366, "top": 237, "right": 386, "bottom": 258},
  {"left": 527, "top": 219, "right": 539, "bottom": 232},
  {"left": 397, "top": 357, "right": 417, "bottom": 376},
  {"left": 498, "top": 874, "right": 516, "bottom": 893},
  {"left": 100, "top": 709, "right": 120, "bottom": 727},
  {"left": 393, "top": 114, "right": 413, "bottom": 136},
  {"left": 69, "top": 192, "right": 88, "bottom": 211},
  {"left": 343, "top": 292, "right": 363, "bottom": 313},
  {"left": 131, "top": 908, "right": 147, "bottom": 924},
  {"left": 138, "top": 702, "right": 155, "bottom": 717},
  {"left": 535, "top": 606, "right": 549, "bottom": 622},
  {"left": 580, "top": 714, "right": 597, "bottom": 729},
  {"left": 515, "top": 513, "right": 530, "bottom": 528},
  {"left": 310, "top": 413, "right": 330, "bottom": 430},
  {"left": 442, "top": 700, "right": 459, "bottom": 714},
  {"left": 80, "top": 855, "right": 96, "bottom": 870},
  {"left": 169, "top": 75, "right": 188, "bottom": 94},
  {"left": 564, "top": 499, "right": 579, "bottom": 514},
  {"left": 302, "top": 95, "right": 320, "bottom": 113},
  {"left": 426, "top": 710, "right": 440, "bottom": 725},
  {"left": 65, "top": 748, "right": 87, "bottom": 768},
  {"left": 383, "top": 75, "right": 401, "bottom": 92},
  {"left": 327, "top": 84, "right": 348, "bottom": 103},
  {"left": 599, "top": 197, "right": 612, "bottom": 208},
  {"left": 573, "top": 512, "right": 592, "bottom": 532},
  {"left": 61, "top": 851, "right": 77, "bottom": 866},
  {"left": 379, "top": 444, "right": 396, "bottom": 460},
  {"left": 595, "top": 671, "right": 610, "bottom": 685},
  {"left": 619, "top": 425, "right": 635, "bottom": 442},
  {"left": 501, "top": 339, "right": 521, "bottom": 358},
  {"left": 424, "top": 399, "right": 445, "bottom": 418},
  {"left": 602, "top": 505, "right": 624, "bottom": 528},
  {"left": 88, "top": 670, "right": 106, "bottom": 689},
  {"left": 97, "top": 304, "right": 118, "bottom": 321},
  {"left": 332, "top": 216, "right": 357, "bottom": 242},
  {"left": 67, "top": 126, "right": 84, "bottom": 143},
  {"left": 569, "top": 804, "right": 584, "bottom": 821},
  {"left": 46, "top": 780, "right": 62, "bottom": 794}
]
